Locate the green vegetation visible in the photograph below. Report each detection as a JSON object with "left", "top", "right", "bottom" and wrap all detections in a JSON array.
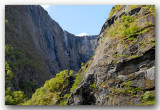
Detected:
[
  {"left": 5, "top": 44, "right": 13, "bottom": 57},
  {"left": 102, "top": 80, "right": 155, "bottom": 105},
  {"left": 121, "top": 15, "right": 134, "bottom": 23},
  {"left": 81, "top": 62, "right": 85, "bottom": 67},
  {"left": 21, "top": 69, "right": 83, "bottom": 105},
  {"left": 101, "top": 37, "right": 105, "bottom": 43},
  {"left": 126, "top": 5, "right": 141, "bottom": 13},
  {"left": 130, "top": 55, "right": 138, "bottom": 59},
  {"left": 5, "top": 44, "right": 43, "bottom": 96},
  {"left": 5, "top": 7, "right": 52, "bottom": 97},
  {"left": 112, "top": 81, "right": 142, "bottom": 95},
  {"left": 59, "top": 62, "right": 89, "bottom": 105},
  {"left": 139, "top": 91, "right": 155, "bottom": 105},
  {"left": 103, "top": 81, "right": 143, "bottom": 99},
  {"left": 5, "top": 87, "right": 27, "bottom": 105},
  {"left": 70, "top": 72, "right": 82, "bottom": 93},
  {"left": 5, "top": 41, "right": 84, "bottom": 105},
  {"left": 59, "top": 94, "right": 70, "bottom": 105},
  {"left": 89, "top": 80, "right": 97, "bottom": 89},
  {"left": 151, "top": 43, "right": 155, "bottom": 46},
  {"left": 149, "top": 5, "right": 155, "bottom": 12},
  {"left": 80, "top": 62, "right": 88, "bottom": 72},
  {"left": 44, "top": 70, "right": 70, "bottom": 92},
  {"left": 104, "top": 5, "right": 155, "bottom": 40},
  {"left": 104, "top": 15, "right": 140, "bottom": 39},
  {"left": 22, "top": 70, "right": 73, "bottom": 105},
  {"left": 101, "top": 5, "right": 155, "bottom": 62},
  {"left": 122, "top": 23, "right": 141, "bottom": 37},
  {"left": 109, "top": 5, "right": 123, "bottom": 19},
  {"left": 142, "top": 5, "right": 155, "bottom": 14},
  {"left": 5, "top": 61, "right": 14, "bottom": 87},
  {"left": 114, "top": 53, "right": 127, "bottom": 58},
  {"left": 103, "top": 80, "right": 143, "bottom": 102},
  {"left": 126, "top": 5, "right": 155, "bottom": 14},
  {"left": 5, "top": 5, "right": 155, "bottom": 106},
  {"left": 141, "top": 91, "right": 154, "bottom": 101},
  {"left": 5, "top": 44, "right": 28, "bottom": 105}
]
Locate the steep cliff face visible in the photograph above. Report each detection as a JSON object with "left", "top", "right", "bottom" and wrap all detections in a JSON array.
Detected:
[
  {"left": 5, "top": 5, "right": 98, "bottom": 97},
  {"left": 68, "top": 5, "right": 155, "bottom": 105}
]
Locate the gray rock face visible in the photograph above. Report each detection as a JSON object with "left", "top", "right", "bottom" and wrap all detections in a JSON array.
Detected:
[
  {"left": 68, "top": 5, "right": 155, "bottom": 105},
  {"left": 6, "top": 5, "right": 98, "bottom": 75},
  {"left": 61, "top": 31, "right": 98, "bottom": 73},
  {"left": 5, "top": 5, "right": 98, "bottom": 97},
  {"left": 25, "top": 5, "right": 98, "bottom": 75}
]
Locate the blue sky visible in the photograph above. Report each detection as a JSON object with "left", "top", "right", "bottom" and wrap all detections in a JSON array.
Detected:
[{"left": 41, "top": 5, "right": 114, "bottom": 36}]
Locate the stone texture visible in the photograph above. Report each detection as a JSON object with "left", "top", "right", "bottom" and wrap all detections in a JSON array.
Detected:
[
  {"left": 5, "top": 5, "right": 98, "bottom": 97},
  {"left": 68, "top": 5, "right": 155, "bottom": 105}
]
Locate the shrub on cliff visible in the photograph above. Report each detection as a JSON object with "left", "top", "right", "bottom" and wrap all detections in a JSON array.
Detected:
[
  {"left": 22, "top": 70, "right": 73, "bottom": 105},
  {"left": 122, "top": 22, "right": 141, "bottom": 37},
  {"left": 70, "top": 72, "right": 82, "bottom": 93},
  {"left": 5, "top": 87, "right": 27, "bottom": 105}
]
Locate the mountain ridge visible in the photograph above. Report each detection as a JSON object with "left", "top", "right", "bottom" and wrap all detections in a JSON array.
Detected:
[
  {"left": 5, "top": 5, "right": 98, "bottom": 97},
  {"left": 5, "top": 5, "right": 155, "bottom": 105},
  {"left": 68, "top": 5, "right": 155, "bottom": 105}
]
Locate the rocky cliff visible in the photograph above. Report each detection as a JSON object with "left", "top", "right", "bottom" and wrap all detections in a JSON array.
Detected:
[
  {"left": 68, "top": 5, "right": 155, "bottom": 105},
  {"left": 5, "top": 5, "right": 98, "bottom": 97}
]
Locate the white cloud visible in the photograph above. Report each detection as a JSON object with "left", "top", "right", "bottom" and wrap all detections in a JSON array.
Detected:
[
  {"left": 76, "top": 33, "right": 88, "bottom": 36},
  {"left": 41, "top": 5, "right": 50, "bottom": 9}
]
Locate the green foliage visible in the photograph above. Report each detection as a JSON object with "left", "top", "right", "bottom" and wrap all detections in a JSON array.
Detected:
[
  {"left": 101, "top": 37, "right": 105, "bottom": 43},
  {"left": 89, "top": 80, "right": 97, "bottom": 89},
  {"left": 59, "top": 100, "right": 66, "bottom": 105},
  {"left": 22, "top": 87, "right": 50, "bottom": 105},
  {"left": 139, "top": 100, "right": 155, "bottom": 105},
  {"left": 110, "top": 81, "right": 143, "bottom": 95},
  {"left": 130, "top": 55, "right": 138, "bottom": 59},
  {"left": 45, "top": 70, "right": 70, "bottom": 92},
  {"left": 22, "top": 70, "right": 72, "bottom": 105},
  {"left": 104, "top": 5, "right": 155, "bottom": 46},
  {"left": 122, "top": 23, "right": 141, "bottom": 37},
  {"left": 139, "top": 41, "right": 146, "bottom": 45},
  {"left": 123, "top": 81, "right": 132, "bottom": 87},
  {"left": 145, "top": 22, "right": 149, "bottom": 27},
  {"left": 109, "top": 5, "right": 123, "bottom": 19},
  {"left": 142, "top": 5, "right": 155, "bottom": 14},
  {"left": 81, "top": 62, "right": 85, "bottom": 67},
  {"left": 5, "top": 61, "right": 13, "bottom": 79},
  {"left": 5, "top": 44, "right": 13, "bottom": 57},
  {"left": 151, "top": 43, "right": 155, "bottom": 46},
  {"left": 5, "top": 87, "right": 27, "bottom": 105},
  {"left": 126, "top": 5, "right": 141, "bottom": 13},
  {"left": 81, "top": 62, "right": 88, "bottom": 72},
  {"left": 70, "top": 72, "right": 82, "bottom": 93},
  {"left": 5, "top": 61, "right": 14, "bottom": 87},
  {"left": 129, "top": 5, "right": 140, "bottom": 9},
  {"left": 59, "top": 94, "right": 70, "bottom": 105},
  {"left": 5, "top": 43, "right": 45, "bottom": 96},
  {"left": 5, "top": 45, "right": 28, "bottom": 105},
  {"left": 5, "top": 6, "right": 59, "bottom": 98},
  {"left": 114, "top": 53, "right": 127, "bottom": 58},
  {"left": 140, "top": 91, "right": 155, "bottom": 105},
  {"left": 12, "top": 58, "right": 38, "bottom": 70},
  {"left": 105, "top": 14, "right": 141, "bottom": 40},
  {"left": 121, "top": 15, "right": 134, "bottom": 23},
  {"left": 19, "top": 81, "right": 34, "bottom": 94},
  {"left": 150, "top": 5, "right": 155, "bottom": 12},
  {"left": 5, "top": 44, "right": 45, "bottom": 75},
  {"left": 69, "top": 70, "right": 74, "bottom": 75},
  {"left": 141, "top": 91, "right": 154, "bottom": 101}
]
